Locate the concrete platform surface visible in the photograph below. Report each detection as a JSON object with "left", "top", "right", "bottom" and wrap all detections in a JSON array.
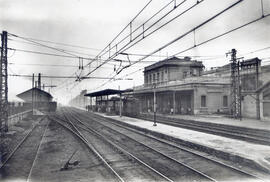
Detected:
[
  {"left": 153, "top": 113, "right": 270, "bottom": 131},
  {"left": 96, "top": 113, "right": 270, "bottom": 173}
]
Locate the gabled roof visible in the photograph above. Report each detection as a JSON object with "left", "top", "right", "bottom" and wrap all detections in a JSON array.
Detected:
[
  {"left": 84, "top": 89, "right": 133, "bottom": 97},
  {"left": 17, "top": 87, "right": 53, "bottom": 100},
  {"left": 144, "top": 56, "right": 204, "bottom": 72}
]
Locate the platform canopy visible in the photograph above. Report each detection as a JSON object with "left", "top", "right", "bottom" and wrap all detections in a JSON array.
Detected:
[{"left": 84, "top": 89, "right": 133, "bottom": 97}]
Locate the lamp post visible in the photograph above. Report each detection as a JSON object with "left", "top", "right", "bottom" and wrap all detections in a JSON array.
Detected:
[{"left": 153, "top": 82, "right": 157, "bottom": 126}]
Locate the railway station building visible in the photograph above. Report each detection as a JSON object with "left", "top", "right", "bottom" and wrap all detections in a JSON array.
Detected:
[
  {"left": 84, "top": 56, "right": 269, "bottom": 120},
  {"left": 133, "top": 56, "right": 231, "bottom": 115}
]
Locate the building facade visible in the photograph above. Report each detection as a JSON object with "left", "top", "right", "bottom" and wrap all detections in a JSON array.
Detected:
[
  {"left": 134, "top": 56, "right": 231, "bottom": 115},
  {"left": 203, "top": 57, "right": 270, "bottom": 120}
]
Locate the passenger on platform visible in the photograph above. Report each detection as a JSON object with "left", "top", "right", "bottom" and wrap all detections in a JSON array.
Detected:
[
  {"left": 181, "top": 107, "right": 185, "bottom": 114},
  {"left": 170, "top": 108, "right": 174, "bottom": 115},
  {"left": 188, "top": 107, "right": 192, "bottom": 115}
]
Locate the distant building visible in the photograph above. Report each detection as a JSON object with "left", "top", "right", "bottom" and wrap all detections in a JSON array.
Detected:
[
  {"left": 257, "top": 81, "right": 270, "bottom": 120},
  {"left": 134, "top": 56, "right": 231, "bottom": 115},
  {"left": 17, "top": 87, "right": 53, "bottom": 102},
  {"left": 16, "top": 87, "right": 56, "bottom": 112},
  {"left": 203, "top": 57, "right": 270, "bottom": 120},
  {"left": 69, "top": 90, "right": 88, "bottom": 109},
  {"left": 144, "top": 56, "right": 204, "bottom": 85}
]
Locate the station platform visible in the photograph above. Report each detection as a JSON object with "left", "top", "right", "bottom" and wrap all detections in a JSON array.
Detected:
[
  {"left": 93, "top": 112, "right": 270, "bottom": 173},
  {"left": 149, "top": 113, "right": 270, "bottom": 131}
]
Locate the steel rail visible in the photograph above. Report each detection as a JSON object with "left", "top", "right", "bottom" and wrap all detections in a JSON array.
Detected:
[
  {"left": 137, "top": 114, "right": 270, "bottom": 145},
  {"left": 64, "top": 110, "right": 174, "bottom": 182},
  {"left": 73, "top": 109, "right": 265, "bottom": 181},
  {"left": 49, "top": 112, "right": 125, "bottom": 182},
  {"left": 0, "top": 116, "right": 47, "bottom": 169},
  {"left": 154, "top": 114, "right": 270, "bottom": 137},
  {"left": 67, "top": 108, "right": 216, "bottom": 182},
  {"left": 83, "top": 111, "right": 264, "bottom": 181},
  {"left": 26, "top": 120, "right": 50, "bottom": 182}
]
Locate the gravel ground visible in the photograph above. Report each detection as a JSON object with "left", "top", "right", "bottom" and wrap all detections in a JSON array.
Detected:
[
  {"left": 28, "top": 119, "right": 117, "bottom": 182},
  {"left": 0, "top": 115, "right": 43, "bottom": 162},
  {"left": 0, "top": 117, "right": 49, "bottom": 182}
]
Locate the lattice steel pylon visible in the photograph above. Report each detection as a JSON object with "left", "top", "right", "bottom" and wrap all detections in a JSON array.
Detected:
[
  {"left": 0, "top": 31, "right": 8, "bottom": 132},
  {"left": 227, "top": 48, "right": 241, "bottom": 119}
]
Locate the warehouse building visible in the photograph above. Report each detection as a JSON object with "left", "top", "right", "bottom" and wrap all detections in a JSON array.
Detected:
[{"left": 17, "top": 87, "right": 56, "bottom": 112}]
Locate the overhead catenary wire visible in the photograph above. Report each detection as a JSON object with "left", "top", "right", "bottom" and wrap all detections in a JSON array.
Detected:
[
  {"left": 83, "top": 0, "right": 248, "bottom": 89},
  {"left": 98, "top": 0, "right": 244, "bottom": 86},
  {"left": 8, "top": 62, "right": 116, "bottom": 69},
  {"left": 113, "top": 0, "right": 201, "bottom": 59},
  {"left": 93, "top": 0, "right": 153, "bottom": 61},
  {"left": 83, "top": 0, "right": 201, "bottom": 78},
  {"left": 172, "top": 13, "right": 270, "bottom": 57},
  {"left": 84, "top": 0, "right": 191, "bottom": 69},
  {"left": 128, "top": 0, "right": 244, "bottom": 68},
  {"left": 10, "top": 37, "right": 101, "bottom": 51},
  {"left": 95, "top": 12, "right": 270, "bottom": 90},
  {"left": 9, "top": 38, "right": 97, "bottom": 57},
  {"left": 5, "top": 0, "right": 269, "bottom": 95},
  {"left": 3, "top": 47, "right": 162, "bottom": 65},
  {"left": 8, "top": 74, "right": 132, "bottom": 80},
  {"left": 97, "top": 0, "right": 184, "bottom": 59},
  {"left": 8, "top": 33, "right": 82, "bottom": 58}
]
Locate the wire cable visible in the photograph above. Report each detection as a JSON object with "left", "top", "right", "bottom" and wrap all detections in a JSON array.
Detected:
[
  {"left": 95, "top": 0, "right": 153, "bottom": 58},
  {"left": 12, "top": 37, "right": 101, "bottom": 51},
  {"left": 8, "top": 33, "right": 81, "bottom": 58},
  {"left": 95, "top": 12, "right": 270, "bottom": 90},
  {"left": 8, "top": 74, "right": 132, "bottom": 80},
  {"left": 83, "top": 0, "right": 200, "bottom": 77},
  {"left": 172, "top": 13, "right": 270, "bottom": 57}
]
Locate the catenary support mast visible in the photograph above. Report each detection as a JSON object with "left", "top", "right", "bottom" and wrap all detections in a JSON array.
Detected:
[{"left": 0, "top": 31, "right": 8, "bottom": 132}]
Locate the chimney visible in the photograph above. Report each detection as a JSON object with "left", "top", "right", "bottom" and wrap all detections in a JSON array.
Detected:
[
  {"left": 184, "top": 56, "right": 191, "bottom": 61},
  {"left": 38, "top": 73, "right": 41, "bottom": 89}
]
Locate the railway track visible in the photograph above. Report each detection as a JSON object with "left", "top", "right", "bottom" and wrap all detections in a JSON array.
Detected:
[
  {"left": 51, "top": 110, "right": 173, "bottom": 182},
  {"left": 0, "top": 116, "right": 49, "bottom": 182},
  {"left": 63, "top": 107, "right": 264, "bottom": 182},
  {"left": 59, "top": 108, "right": 213, "bottom": 182},
  {"left": 133, "top": 113, "right": 270, "bottom": 146}
]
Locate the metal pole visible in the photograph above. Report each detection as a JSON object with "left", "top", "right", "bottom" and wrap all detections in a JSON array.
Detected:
[
  {"left": 237, "top": 60, "right": 241, "bottom": 119},
  {"left": 173, "top": 91, "right": 176, "bottom": 115},
  {"left": 256, "top": 60, "right": 260, "bottom": 120},
  {"left": 153, "top": 83, "right": 157, "bottom": 126},
  {"left": 119, "top": 86, "right": 122, "bottom": 117},
  {"left": 90, "top": 97, "right": 92, "bottom": 111},
  {"left": 0, "top": 31, "right": 8, "bottom": 132},
  {"left": 32, "top": 74, "right": 34, "bottom": 115}
]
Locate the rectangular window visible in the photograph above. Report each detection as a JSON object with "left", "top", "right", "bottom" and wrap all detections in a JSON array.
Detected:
[
  {"left": 149, "top": 75, "right": 152, "bottom": 84},
  {"left": 201, "top": 95, "right": 206, "bottom": 107},
  {"left": 183, "top": 71, "right": 187, "bottom": 78},
  {"left": 223, "top": 95, "right": 228, "bottom": 107},
  {"left": 161, "top": 72, "right": 164, "bottom": 82},
  {"left": 157, "top": 72, "right": 160, "bottom": 82},
  {"left": 193, "top": 69, "right": 197, "bottom": 76},
  {"left": 153, "top": 73, "right": 156, "bottom": 83}
]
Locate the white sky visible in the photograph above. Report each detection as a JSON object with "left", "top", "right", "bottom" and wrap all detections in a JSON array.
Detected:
[{"left": 1, "top": 0, "right": 270, "bottom": 104}]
